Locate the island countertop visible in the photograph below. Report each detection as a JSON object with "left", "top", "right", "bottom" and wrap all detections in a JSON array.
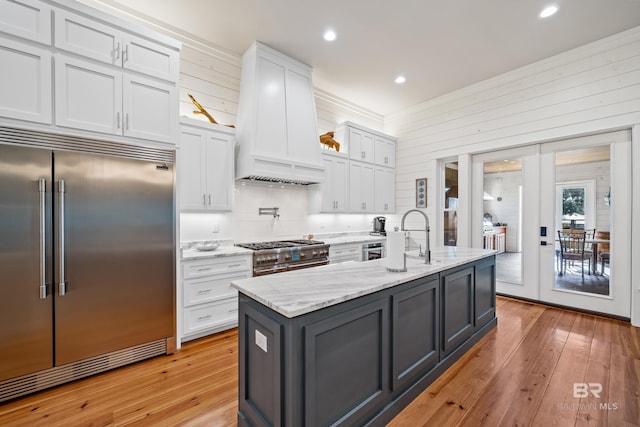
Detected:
[{"left": 230, "top": 246, "right": 495, "bottom": 318}]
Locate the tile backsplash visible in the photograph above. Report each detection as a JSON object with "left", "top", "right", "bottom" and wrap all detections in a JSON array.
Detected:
[{"left": 180, "top": 180, "right": 375, "bottom": 243}]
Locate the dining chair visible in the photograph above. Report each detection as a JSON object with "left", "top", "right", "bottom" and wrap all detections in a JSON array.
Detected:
[
  {"left": 583, "top": 228, "right": 596, "bottom": 274},
  {"left": 557, "top": 230, "right": 588, "bottom": 279},
  {"left": 594, "top": 230, "right": 610, "bottom": 275}
]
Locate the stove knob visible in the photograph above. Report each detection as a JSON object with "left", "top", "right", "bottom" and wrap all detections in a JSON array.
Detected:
[{"left": 285, "top": 254, "right": 291, "bottom": 261}]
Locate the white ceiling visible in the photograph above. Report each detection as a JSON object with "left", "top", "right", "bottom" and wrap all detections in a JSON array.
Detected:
[{"left": 90, "top": 0, "right": 640, "bottom": 115}]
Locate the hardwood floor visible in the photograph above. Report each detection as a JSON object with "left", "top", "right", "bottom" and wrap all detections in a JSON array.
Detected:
[{"left": 1, "top": 297, "right": 638, "bottom": 426}]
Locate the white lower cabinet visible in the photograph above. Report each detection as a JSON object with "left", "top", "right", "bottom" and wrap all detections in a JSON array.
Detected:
[
  {"left": 329, "top": 243, "right": 362, "bottom": 263},
  {"left": 181, "top": 254, "right": 251, "bottom": 342}
]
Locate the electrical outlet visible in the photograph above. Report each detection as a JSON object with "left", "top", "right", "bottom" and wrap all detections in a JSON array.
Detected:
[{"left": 211, "top": 223, "right": 219, "bottom": 233}]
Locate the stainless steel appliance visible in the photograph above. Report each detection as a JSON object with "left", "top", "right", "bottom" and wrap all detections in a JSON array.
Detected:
[
  {"left": 236, "top": 240, "right": 329, "bottom": 276},
  {"left": 363, "top": 241, "right": 385, "bottom": 261},
  {"left": 0, "top": 127, "right": 175, "bottom": 402},
  {"left": 372, "top": 216, "right": 386, "bottom": 236}
]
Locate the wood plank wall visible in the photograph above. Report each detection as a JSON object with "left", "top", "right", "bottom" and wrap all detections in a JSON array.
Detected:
[{"left": 385, "top": 26, "right": 640, "bottom": 233}]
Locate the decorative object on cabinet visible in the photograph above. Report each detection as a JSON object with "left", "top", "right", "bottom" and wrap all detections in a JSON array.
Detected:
[
  {"left": 319, "top": 131, "right": 340, "bottom": 151},
  {"left": 416, "top": 178, "right": 427, "bottom": 208},
  {"left": 188, "top": 94, "right": 235, "bottom": 128}
]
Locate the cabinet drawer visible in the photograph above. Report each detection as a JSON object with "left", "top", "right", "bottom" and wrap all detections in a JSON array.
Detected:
[
  {"left": 183, "top": 297, "right": 238, "bottom": 335},
  {"left": 183, "top": 271, "right": 250, "bottom": 307},
  {"left": 182, "top": 255, "right": 251, "bottom": 279}
]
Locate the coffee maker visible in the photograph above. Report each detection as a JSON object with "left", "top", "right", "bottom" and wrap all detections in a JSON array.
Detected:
[{"left": 372, "top": 216, "right": 386, "bottom": 236}]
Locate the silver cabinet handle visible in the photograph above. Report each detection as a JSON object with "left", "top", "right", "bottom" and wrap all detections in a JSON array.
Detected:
[
  {"left": 197, "top": 289, "right": 212, "bottom": 294},
  {"left": 38, "top": 178, "right": 47, "bottom": 299},
  {"left": 116, "top": 112, "right": 120, "bottom": 129},
  {"left": 58, "top": 180, "right": 66, "bottom": 296},
  {"left": 113, "top": 42, "right": 120, "bottom": 61},
  {"left": 125, "top": 113, "right": 129, "bottom": 131},
  {"left": 228, "top": 263, "right": 242, "bottom": 268},
  {"left": 123, "top": 44, "right": 129, "bottom": 63},
  {"left": 197, "top": 314, "right": 212, "bottom": 321},
  {"left": 208, "top": 194, "right": 211, "bottom": 206},
  {"left": 203, "top": 194, "right": 206, "bottom": 207}
]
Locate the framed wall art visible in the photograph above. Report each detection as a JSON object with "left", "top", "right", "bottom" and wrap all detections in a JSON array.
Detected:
[{"left": 416, "top": 178, "right": 427, "bottom": 208}]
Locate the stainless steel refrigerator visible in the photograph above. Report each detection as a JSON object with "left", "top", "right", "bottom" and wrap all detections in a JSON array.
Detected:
[{"left": 0, "top": 128, "right": 175, "bottom": 401}]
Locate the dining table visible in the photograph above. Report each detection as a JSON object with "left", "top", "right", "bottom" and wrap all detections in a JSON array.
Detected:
[{"left": 587, "top": 237, "right": 610, "bottom": 275}]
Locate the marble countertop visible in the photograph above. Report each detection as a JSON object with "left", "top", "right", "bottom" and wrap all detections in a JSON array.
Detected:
[
  {"left": 321, "top": 235, "right": 386, "bottom": 246},
  {"left": 231, "top": 246, "right": 495, "bottom": 318},
  {"left": 181, "top": 245, "right": 253, "bottom": 260}
]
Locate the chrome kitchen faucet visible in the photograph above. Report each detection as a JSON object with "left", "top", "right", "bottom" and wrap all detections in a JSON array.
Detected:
[{"left": 401, "top": 209, "right": 431, "bottom": 265}]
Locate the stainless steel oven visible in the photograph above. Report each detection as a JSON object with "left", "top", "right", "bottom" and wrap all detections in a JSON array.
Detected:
[
  {"left": 363, "top": 241, "right": 385, "bottom": 261},
  {"left": 236, "top": 240, "right": 329, "bottom": 276}
]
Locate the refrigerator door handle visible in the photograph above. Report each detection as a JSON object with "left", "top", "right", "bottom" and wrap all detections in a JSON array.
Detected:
[
  {"left": 39, "top": 178, "right": 47, "bottom": 299},
  {"left": 58, "top": 180, "right": 67, "bottom": 296}
]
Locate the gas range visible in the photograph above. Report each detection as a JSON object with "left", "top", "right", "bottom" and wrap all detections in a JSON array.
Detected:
[{"left": 235, "top": 240, "right": 330, "bottom": 276}]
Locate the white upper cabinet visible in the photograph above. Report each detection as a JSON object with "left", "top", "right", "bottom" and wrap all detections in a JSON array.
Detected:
[
  {"left": 0, "top": 1, "right": 180, "bottom": 145},
  {"left": 0, "top": 38, "right": 51, "bottom": 123},
  {"left": 55, "top": 55, "right": 122, "bottom": 134},
  {"left": 54, "top": 9, "right": 178, "bottom": 82},
  {"left": 374, "top": 135, "right": 395, "bottom": 168},
  {"left": 349, "top": 160, "right": 375, "bottom": 213},
  {"left": 348, "top": 127, "right": 374, "bottom": 163},
  {"left": 0, "top": 0, "right": 51, "bottom": 45},
  {"left": 179, "top": 118, "right": 235, "bottom": 212},
  {"left": 374, "top": 166, "right": 395, "bottom": 213},
  {"left": 309, "top": 152, "right": 349, "bottom": 213}
]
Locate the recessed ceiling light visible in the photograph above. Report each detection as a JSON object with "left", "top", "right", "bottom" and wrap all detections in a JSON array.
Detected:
[
  {"left": 323, "top": 30, "right": 336, "bottom": 41},
  {"left": 395, "top": 75, "right": 406, "bottom": 84},
  {"left": 539, "top": 5, "right": 558, "bottom": 18}
]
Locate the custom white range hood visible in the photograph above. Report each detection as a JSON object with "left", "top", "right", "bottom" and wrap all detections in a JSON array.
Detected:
[{"left": 235, "top": 42, "right": 324, "bottom": 185}]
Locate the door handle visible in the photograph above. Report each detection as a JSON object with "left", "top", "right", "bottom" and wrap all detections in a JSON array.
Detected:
[
  {"left": 58, "top": 180, "right": 66, "bottom": 296},
  {"left": 38, "top": 178, "right": 47, "bottom": 299}
]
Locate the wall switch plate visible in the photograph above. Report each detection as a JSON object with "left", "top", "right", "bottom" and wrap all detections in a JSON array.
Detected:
[{"left": 255, "top": 329, "right": 268, "bottom": 353}]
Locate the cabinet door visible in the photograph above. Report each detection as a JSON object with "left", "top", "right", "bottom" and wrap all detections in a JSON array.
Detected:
[
  {"left": 475, "top": 257, "right": 496, "bottom": 328},
  {"left": 374, "top": 135, "right": 395, "bottom": 167},
  {"left": 304, "top": 298, "right": 389, "bottom": 426},
  {"left": 391, "top": 275, "right": 439, "bottom": 391},
  {"left": 374, "top": 167, "right": 395, "bottom": 213},
  {"left": 332, "top": 156, "right": 349, "bottom": 212},
  {"left": 319, "top": 155, "right": 335, "bottom": 212},
  {"left": 349, "top": 161, "right": 374, "bottom": 212},
  {"left": 0, "top": 0, "right": 51, "bottom": 45},
  {"left": 441, "top": 266, "right": 475, "bottom": 357},
  {"left": 0, "top": 38, "right": 51, "bottom": 123},
  {"left": 54, "top": 55, "right": 121, "bottom": 135},
  {"left": 54, "top": 9, "right": 121, "bottom": 66},
  {"left": 349, "top": 127, "right": 374, "bottom": 162},
  {"left": 179, "top": 128, "right": 207, "bottom": 210},
  {"left": 122, "top": 73, "right": 176, "bottom": 143},
  {"left": 122, "top": 33, "right": 178, "bottom": 81},
  {"left": 205, "top": 132, "right": 233, "bottom": 210}
]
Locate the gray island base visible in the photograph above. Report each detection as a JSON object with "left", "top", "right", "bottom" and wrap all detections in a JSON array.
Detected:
[{"left": 231, "top": 247, "right": 497, "bottom": 427}]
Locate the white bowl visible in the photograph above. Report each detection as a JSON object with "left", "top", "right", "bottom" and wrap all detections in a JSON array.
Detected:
[{"left": 193, "top": 241, "right": 220, "bottom": 251}]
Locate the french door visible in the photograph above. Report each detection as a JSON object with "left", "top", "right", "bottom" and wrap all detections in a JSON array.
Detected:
[{"left": 472, "top": 131, "right": 632, "bottom": 317}]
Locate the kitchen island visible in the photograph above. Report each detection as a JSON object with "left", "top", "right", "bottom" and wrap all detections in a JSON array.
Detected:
[{"left": 231, "top": 247, "right": 497, "bottom": 427}]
